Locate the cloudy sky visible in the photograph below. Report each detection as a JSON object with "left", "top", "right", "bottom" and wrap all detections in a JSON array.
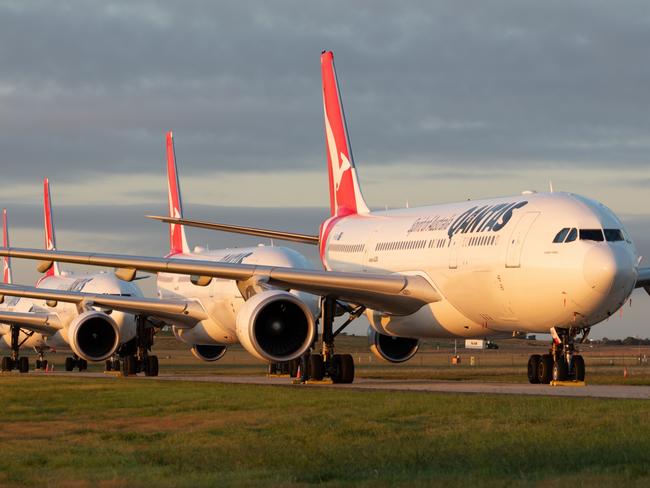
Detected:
[{"left": 0, "top": 1, "right": 648, "bottom": 338}]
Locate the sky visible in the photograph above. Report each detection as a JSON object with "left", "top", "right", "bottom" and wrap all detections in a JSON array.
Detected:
[{"left": 0, "top": 1, "right": 648, "bottom": 338}]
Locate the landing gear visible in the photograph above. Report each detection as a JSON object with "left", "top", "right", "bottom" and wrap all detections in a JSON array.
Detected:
[
  {"left": 120, "top": 316, "right": 158, "bottom": 377},
  {"left": 296, "top": 297, "right": 363, "bottom": 384},
  {"left": 527, "top": 328, "right": 587, "bottom": 384},
  {"left": 105, "top": 356, "right": 121, "bottom": 372},
  {"left": 35, "top": 351, "right": 48, "bottom": 371},
  {"left": 1, "top": 326, "right": 33, "bottom": 373},
  {"left": 64, "top": 355, "right": 87, "bottom": 372}
]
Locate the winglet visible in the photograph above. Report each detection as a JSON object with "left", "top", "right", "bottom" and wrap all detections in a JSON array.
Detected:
[
  {"left": 321, "top": 51, "right": 369, "bottom": 217},
  {"left": 166, "top": 131, "right": 190, "bottom": 256},
  {"left": 2, "top": 209, "right": 12, "bottom": 284},
  {"left": 43, "top": 178, "right": 61, "bottom": 277}
]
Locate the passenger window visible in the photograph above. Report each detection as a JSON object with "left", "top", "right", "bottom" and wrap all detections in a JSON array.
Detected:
[
  {"left": 580, "top": 229, "right": 604, "bottom": 242},
  {"left": 565, "top": 228, "right": 577, "bottom": 243},
  {"left": 604, "top": 229, "right": 624, "bottom": 242},
  {"left": 553, "top": 228, "right": 570, "bottom": 243}
]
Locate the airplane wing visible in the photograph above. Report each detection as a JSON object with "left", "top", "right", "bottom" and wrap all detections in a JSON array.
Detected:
[
  {"left": 0, "top": 310, "right": 61, "bottom": 336},
  {"left": 638, "top": 267, "right": 650, "bottom": 291},
  {"left": 0, "top": 283, "right": 208, "bottom": 329},
  {"left": 0, "top": 248, "right": 442, "bottom": 315},
  {"left": 146, "top": 215, "right": 320, "bottom": 245}
]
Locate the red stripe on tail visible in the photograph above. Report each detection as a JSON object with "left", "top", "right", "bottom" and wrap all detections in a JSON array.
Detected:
[
  {"left": 2, "top": 208, "right": 11, "bottom": 284},
  {"left": 43, "top": 178, "right": 61, "bottom": 277},
  {"left": 166, "top": 131, "right": 189, "bottom": 256}
]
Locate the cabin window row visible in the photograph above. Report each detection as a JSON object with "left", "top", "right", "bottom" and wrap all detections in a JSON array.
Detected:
[
  {"left": 375, "top": 239, "right": 428, "bottom": 252},
  {"left": 329, "top": 243, "right": 365, "bottom": 253},
  {"left": 463, "top": 235, "right": 498, "bottom": 247}
]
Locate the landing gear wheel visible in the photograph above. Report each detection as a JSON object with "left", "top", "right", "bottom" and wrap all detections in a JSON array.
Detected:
[
  {"left": 36, "top": 359, "right": 42, "bottom": 370},
  {"left": 105, "top": 360, "right": 113, "bottom": 372},
  {"left": 573, "top": 355, "right": 585, "bottom": 381},
  {"left": 18, "top": 356, "right": 29, "bottom": 373},
  {"left": 330, "top": 354, "right": 355, "bottom": 384},
  {"left": 1, "top": 357, "right": 11, "bottom": 371},
  {"left": 78, "top": 359, "right": 88, "bottom": 372},
  {"left": 527, "top": 354, "right": 541, "bottom": 384},
  {"left": 268, "top": 363, "right": 278, "bottom": 375},
  {"left": 538, "top": 354, "right": 553, "bottom": 384},
  {"left": 123, "top": 355, "right": 137, "bottom": 376},
  {"left": 41, "top": 360, "right": 48, "bottom": 371},
  {"left": 145, "top": 355, "right": 159, "bottom": 377},
  {"left": 309, "top": 354, "right": 325, "bottom": 381},
  {"left": 552, "top": 358, "right": 568, "bottom": 382},
  {"left": 65, "top": 357, "right": 74, "bottom": 372}
]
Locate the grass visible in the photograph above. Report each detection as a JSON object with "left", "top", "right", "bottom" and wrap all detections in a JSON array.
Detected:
[{"left": 1, "top": 376, "right": 650, "bottom": 487}]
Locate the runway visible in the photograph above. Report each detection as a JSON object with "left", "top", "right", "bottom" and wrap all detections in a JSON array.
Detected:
[{"left": 30, "top": 372, "right": 650, "bottom": 399}]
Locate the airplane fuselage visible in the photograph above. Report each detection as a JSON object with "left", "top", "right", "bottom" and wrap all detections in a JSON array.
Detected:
[{"left": 321, "top": 192, "right": 638, "bottom": 338}]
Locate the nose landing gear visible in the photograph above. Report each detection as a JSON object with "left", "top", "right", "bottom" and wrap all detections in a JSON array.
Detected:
[{"left": 528, "top": 327, "right": 587, "bottom": 384}]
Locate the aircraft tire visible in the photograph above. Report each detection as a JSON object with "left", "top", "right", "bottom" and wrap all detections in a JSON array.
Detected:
[
  {"left": 145, "top": 355, "right": 159, "bottom": 377},
  {"left": 65, "top": 357, "right": 74, "bottom": 371},
  {"left": 309, "top": 354, "right": 325, "bottom": 381},
  {"left": 18, "top": 357, "right": 29, "bottom": 373},
  {"left": 573, "top": 355, "right": 585, "bottom": 381},
  {"left": 1, "top": 357, "right": 11, "bottom": 371},
  {"left": 105, "top": 360, "right": 112, "bottom": 372},
  {"left": 41, "top": 360, "right": 48, "bottom": 371},
  {"left": 527, "top": 354, "right": 541, "bottom": 384},
  {"left": 537, "top": 354, "right": 553, "bottom": 384},
  {"left": 123, "top": 355, "right": 137, "bottom": 376},
  {"left": 552, "top": 358, "right": 568, "bottom": 382},
  {"left": 78, "top": 359, "right": 88, "bottom": 372}
]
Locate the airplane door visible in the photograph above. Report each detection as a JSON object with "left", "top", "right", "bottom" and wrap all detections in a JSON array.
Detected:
[
  {"left": 363, "top": 229, "right": 380, "bottom": 271},
  {"left": 448, "top": 237, "right": 458, "bottom": 269},
  {"left": 505, "top": 212, "right": 540, "bottom": 268}
]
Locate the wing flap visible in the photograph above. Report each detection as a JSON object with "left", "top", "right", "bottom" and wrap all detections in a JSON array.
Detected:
[
  {"left": 0, "top": 248, "right": 441, "bottom": 315},
  {"left": 0, "top": 283, "right": 208, "bottom": 328}
]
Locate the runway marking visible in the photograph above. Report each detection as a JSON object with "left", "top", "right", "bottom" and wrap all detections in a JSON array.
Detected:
[{"left": 24, "top": 372, "right": 650, "bottom": 400}]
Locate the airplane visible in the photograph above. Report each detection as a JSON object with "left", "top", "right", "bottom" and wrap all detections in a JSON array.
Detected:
[
  {"left": 1, "top": 51, "right": 648, "bottom": 384},
  {"left": 0, "top": 132, "right": 320, "bottom": 373}
]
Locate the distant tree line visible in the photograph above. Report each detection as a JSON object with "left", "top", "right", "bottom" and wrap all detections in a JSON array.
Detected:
[{"left": 596, "top": 337, "right": 650, "bottom": 346}]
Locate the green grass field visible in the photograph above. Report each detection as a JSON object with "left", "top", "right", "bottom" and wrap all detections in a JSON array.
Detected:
[{"left": 2, "top": 376, "right": 650, "bottom": 487}]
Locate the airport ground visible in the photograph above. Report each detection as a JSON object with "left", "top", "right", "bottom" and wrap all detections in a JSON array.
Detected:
[{"left": 3, "top": 336, "right": 650, "bottom": 486}]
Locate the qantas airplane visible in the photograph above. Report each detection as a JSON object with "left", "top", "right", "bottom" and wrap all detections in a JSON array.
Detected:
[
  {"left": 0, "top": 132, "right": 320, "bottom": 372},
  {"left": 1, "top": 51, "right": 648, "bottom": 384}
]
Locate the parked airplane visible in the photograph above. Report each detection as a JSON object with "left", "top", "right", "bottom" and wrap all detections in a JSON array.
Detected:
[
  {"left": 0, "top": 132, "right": 319, "bottom": 372},
  {"left": 1, "top": 52, "right": 648, "bottom": 384}
]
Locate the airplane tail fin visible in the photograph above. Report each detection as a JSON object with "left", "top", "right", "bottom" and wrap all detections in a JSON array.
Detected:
[
  {"left": 43, "top": 178, "right": 61, "bottom": 277},
  {"left": 166, "top": 131, "right": 190, "bottom": 256},
  {"left": 2, "top": 209, "right": 12, "bottom": 284},
  {"left": 320, "top": 51, "right": 369, "bottom": 217}
]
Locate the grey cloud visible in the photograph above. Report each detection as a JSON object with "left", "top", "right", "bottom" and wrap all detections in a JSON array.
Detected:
[{"left": 1, "top": 1, "right": 650, "bottom": 184}]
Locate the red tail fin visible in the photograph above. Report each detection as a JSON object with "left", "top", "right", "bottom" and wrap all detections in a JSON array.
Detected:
[
  {"left": 166, "top": 131, "right": 190, "bottom": 255},
  {"left": 2, "top": 208, "right": 11, "bottom": 284},
  {"left": 321, "top": 51, "right": 369, "bottom": 217},
  {"left": 43, "top": 178, "right": 61, "bottom": 277}
]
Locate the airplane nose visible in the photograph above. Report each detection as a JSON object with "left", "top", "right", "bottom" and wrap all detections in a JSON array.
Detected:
[{"left": 583, "top": 245, "right": 635, "bottom": 295}]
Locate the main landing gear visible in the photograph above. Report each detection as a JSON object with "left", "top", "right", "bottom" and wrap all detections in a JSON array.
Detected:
[
  {"left": 115, "top": 316, "right": 158, "bottom": 377},
  {"left": 1, "top": 326, "right": 32, "bottom": 373},
  {"left": 528, "top": 327, "right": 587, "bottom": 384},
  {"left": 298, "top": 297, "right": 364, "bottom": 384},
  {"left": 64, "top": 355, "right": 88, "bottom": 372}
]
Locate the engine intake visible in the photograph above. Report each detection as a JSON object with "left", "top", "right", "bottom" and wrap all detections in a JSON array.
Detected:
[
  {"left": 368, "top": 327, "right": 419, "bottom": 363},
  {"left": 191, "top": 344, "right": 228, "bottom": 362},
  {"left": 236, "top": 290, "right": 315, "bottom": 362},
  {"left": 68, "top": 310, "right": 120, "bottom": 362}
]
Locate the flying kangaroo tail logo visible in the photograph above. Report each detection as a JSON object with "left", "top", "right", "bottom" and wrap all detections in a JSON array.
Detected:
[
  {"left": 321, "top": 50, "right": 369, "bottom": 217},
  {"left": 165, "top": 131, "right": 190, "bottom": 255},
  {"left": 42, "top": 178, "right": 61, "bottom": 277}
]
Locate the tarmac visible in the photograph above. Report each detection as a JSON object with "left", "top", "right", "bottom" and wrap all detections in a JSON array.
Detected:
[{"left": 20, "top": 371, "right": 650, "bottom": 399}]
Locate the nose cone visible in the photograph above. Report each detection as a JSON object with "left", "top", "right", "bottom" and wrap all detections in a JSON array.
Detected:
[{"left": 583, "top": 245, "right": 635, "bottom": 295}]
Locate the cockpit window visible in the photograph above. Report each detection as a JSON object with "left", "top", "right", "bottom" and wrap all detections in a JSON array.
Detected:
[
  {"left": 565, "top": 228, "right": 578, "bottom": 243},
  {"left": 604, "top": 229, "right": 624, "bottom": 242},
  {"left": 553, "top": 228, "right": 570, "bottom": 243},
  {"left": 579, "top": 229, "right": 604, "bottom": 242}
]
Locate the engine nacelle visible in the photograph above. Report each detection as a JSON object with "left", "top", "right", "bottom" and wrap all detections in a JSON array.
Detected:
[
  {"left": 68, "top": 310, "right": 120, "bottom": 362},
  {"left": 191, "top": 344, "right": 228, "bottom": 362},
  {"left": 236, "top": 290, "right": 315, "bottom": 362},
  {"left": 368, "top": 327, "right": 419, "bottom": 363}
]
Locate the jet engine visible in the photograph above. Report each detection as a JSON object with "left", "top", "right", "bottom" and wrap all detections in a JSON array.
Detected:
[
  {"left": 67, "top": 310, "right": 120, "bottom": 362},
  {"left": 236, "top": 290, "right": 315, "bottom": 362},
  {"left": 368, "top": 327, "right": 419, "bottom": 363},
  {"left": 191, "top": 344, "right": 228, "bottom": 362}
]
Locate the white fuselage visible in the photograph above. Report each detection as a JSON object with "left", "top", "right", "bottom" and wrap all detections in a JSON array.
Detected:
[
  {"left": 157, "top": 245, "right": 318, "bottom": 347},
  {"left": 321, "top": 192, "right": 638, "bottom": 338},
  {"left": 0, "top": 272, "right": 142, "bottom": 353}
]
